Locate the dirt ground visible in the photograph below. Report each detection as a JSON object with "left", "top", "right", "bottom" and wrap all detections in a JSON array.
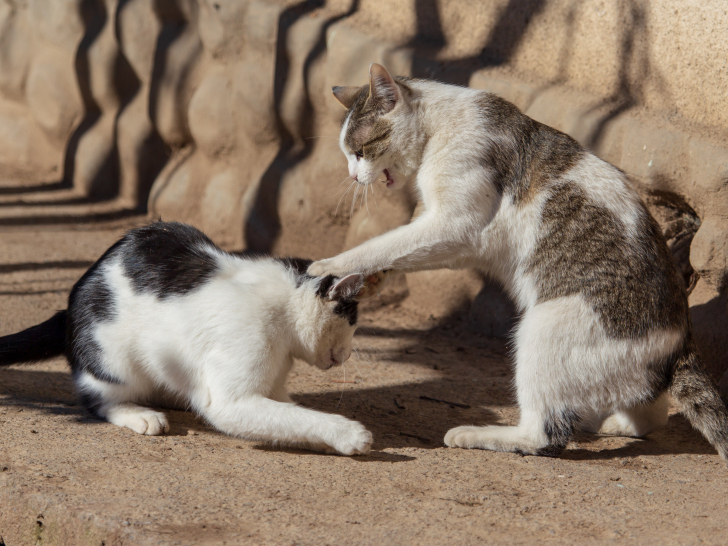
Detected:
[{"left": 1, "top": 204, "right": 728, "bottom": 545}]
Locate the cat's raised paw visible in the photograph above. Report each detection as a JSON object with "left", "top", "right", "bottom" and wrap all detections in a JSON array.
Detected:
[{"left": 307, "top": 259, "right": 335, "bottom": 277}]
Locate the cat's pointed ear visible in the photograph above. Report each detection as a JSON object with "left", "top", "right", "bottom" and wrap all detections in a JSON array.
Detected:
[
  {"left": 356, "top": 271, "right": 391, "bottom": 299},
  {"left": 328, "top": 274, "right": 365, "bottom": 300},
  {"left": 368, "top": 63, "right": 398, "bottom": 113},
  {"left": 332, "top": 86, "right": 362, "bottom": 109}
]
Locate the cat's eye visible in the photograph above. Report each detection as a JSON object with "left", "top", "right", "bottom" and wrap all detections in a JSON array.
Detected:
[{"left": 355, "top": 151, "right": 363, "bottom": 161}]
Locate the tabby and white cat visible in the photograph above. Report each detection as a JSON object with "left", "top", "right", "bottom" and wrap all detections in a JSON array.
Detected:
[
  {"left": 308, "top": 64, "right": 728, "bottom": 460},
  {"left": 0, "top": 222, "right": 373, "bottom": 455}
]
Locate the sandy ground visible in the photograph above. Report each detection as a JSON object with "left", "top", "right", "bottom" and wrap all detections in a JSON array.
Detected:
[{"left": 1, "top": 216, "right": 728, "bottom": 545}]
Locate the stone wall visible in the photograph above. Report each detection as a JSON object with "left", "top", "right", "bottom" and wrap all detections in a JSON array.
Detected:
[{"left": 1, "top": 0, "right": 727, "bottom": 379}]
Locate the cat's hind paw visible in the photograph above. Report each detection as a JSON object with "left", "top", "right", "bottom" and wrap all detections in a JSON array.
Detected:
[{"left": 106, "top": 405, "right": 170, "bottom": 436}]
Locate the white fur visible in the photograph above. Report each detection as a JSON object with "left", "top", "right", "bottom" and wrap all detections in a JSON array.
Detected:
[
  {"left": 311, "top": 72, "right": 684, "bottom": 454},
  {"left": 77, "top": 255, "right": 372, "bottom": 455}
]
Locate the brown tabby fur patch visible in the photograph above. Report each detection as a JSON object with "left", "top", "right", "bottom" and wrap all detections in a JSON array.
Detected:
[
  {"left": 476, "top": 94, "right": 585, "bottom": 203},
  {"left": 529, "top": 182, "right": 688, "bottom": 339}
]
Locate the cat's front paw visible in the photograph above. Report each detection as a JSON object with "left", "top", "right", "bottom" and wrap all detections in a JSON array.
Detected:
[
  {"left": 307, "top": 259, "right": 340, "bottom": 277},
  {"left": 330, "top": 419, "right": 373, "bottom": 456},
  {"left": 444, "top": 426, "right": 484, "bottom": 449}
]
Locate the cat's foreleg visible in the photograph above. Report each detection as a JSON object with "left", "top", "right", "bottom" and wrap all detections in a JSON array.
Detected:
[
  {"left": 308, "top": 214, "right": 472, "bottom": 277},
  {"left": 203, "top": 395, "right": 372, "bottom": 455}
]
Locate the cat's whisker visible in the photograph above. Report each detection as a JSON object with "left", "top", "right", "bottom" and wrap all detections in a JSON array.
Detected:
[
  {"left": 337, "top": 175, "right": 354, "bottom": 187},
  {"left": 335, "top": 180, "right": 357, "bottom": 217},
  {"left": 353, "top": 348, "right": 373, "bottom": 368},
  {"left": 363, "top": 185, "right": 372, "bottom": 219},
  {"left": 351, "top": 360, "right": 367, "bottom": 382},
  {"left": 350, "top": 184, "right": 361, "bottom": 219},
  {"left": 336, "top": 365, "right": 347, "bottom": 409},
  {"left": 369, "top": 183, "right": 380, "bottom": 211}
]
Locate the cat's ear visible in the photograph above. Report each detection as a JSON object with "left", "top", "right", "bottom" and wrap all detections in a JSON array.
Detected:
[
  {"left": 356, "top": 271, "right": 391, "bottom": 299},
  {"left": 368, "top": 63, "right": 398, "bottom": 113},
  {"left": 328, "top": 274, "right": 365, "bottom": 300},
  {"left": 332, "top": 86, "right": 362, "bottom": 109}
]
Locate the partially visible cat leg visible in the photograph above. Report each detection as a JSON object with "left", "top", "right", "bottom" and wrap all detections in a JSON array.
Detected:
[
  {"left": 447, "top": 297, "right": 590, "bottom": 456},
  {"left": 598, "top": 393, "right": 670, "bottom": 437},
  {"left": 75, "top": 370, "right": 169, "bottom": 435},
  {"left": 203, "top": 395, "right": 372, "bottom": 455},
  {"left": 444, "top": 407, "right": 576, "bottom": 456}
]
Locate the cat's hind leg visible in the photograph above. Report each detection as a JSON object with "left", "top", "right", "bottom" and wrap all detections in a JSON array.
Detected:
[
  {"left": 598, "top": 393, "right": 670, "bottom": 438},
  {"left": 75, "top": 370, "right": 169, "bottom": 435}
]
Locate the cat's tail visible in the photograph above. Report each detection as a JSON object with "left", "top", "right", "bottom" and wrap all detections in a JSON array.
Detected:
[
  {"left": 0, "top": 311, "right": 67, "bottom": 366},
  {"left": 669, "top": 343, "right": 728, "bottom": 461}
]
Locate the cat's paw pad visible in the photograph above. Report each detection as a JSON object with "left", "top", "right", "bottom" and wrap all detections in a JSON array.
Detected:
[
  {"left": 109, "top": 407, "right": 170, "bottom": 436},
  {"left": 331, "top": 421, "right": 373, "bottom": 456},
  {"left": 444, "top": 426, "right": 484, "bottom": 449}
]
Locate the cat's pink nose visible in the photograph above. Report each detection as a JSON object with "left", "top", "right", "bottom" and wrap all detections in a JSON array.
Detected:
[{"left": 332, "top": 348, "right": 351, "bottom": 366}]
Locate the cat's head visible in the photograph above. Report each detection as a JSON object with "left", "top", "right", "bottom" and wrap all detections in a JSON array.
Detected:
[
  {"left": 333, "top": 63, "right": 417, "bottom": 190},
  {"left": 297, "top": 273, "right": 366, "bottom": 370}
]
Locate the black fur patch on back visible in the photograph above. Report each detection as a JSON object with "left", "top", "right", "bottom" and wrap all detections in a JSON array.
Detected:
[
  {"left": 120, "top": 222, "right": 220, "bottom": 299},
  {"left": 476, "top": 93, "right": 585, "bottom": 203},
  {"left": 528, "top": 183, "right": 688, "bottom": 338},
  {"left": 536, "top": 409, "right": 580, "bottom": 457},
  {"left": 67, "top": 222, "right": 223, "bottom": 391},
  {"left": 67, "top": 238, "right": 126, "bottom": 386}
]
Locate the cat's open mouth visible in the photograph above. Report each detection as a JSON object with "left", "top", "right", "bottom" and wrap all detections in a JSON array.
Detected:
[{"left": 383, "top": 169, "right": 395, "bottom": 187}]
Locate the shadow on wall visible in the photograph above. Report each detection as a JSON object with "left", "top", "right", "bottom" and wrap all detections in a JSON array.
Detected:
[
  {"left": 2, "top": 0, "right": 171, "bottom": 224},
  {"left": 243, "top": 0, "right": 360, "bottom": 253}
]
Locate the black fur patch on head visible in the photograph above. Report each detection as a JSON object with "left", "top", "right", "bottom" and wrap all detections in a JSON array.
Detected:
[
  {"left": 536, "top": 409, "right": 580, "bottom": 457},
  {"left": 274, "top": 257, "right": 314, "bottom": 287},
  {"left": 528, "top": 183, "right": 688, "bottom": 338},
  {"left": 334, "top": 299, "right": 358, "bottom": 326},
  {"left": 315, "top": 275, "right": 337, "bottom": 298},
  {"left": 120, "top": 222, "right": 220, "bottom": 299},
  {"left": 476, "top": 93, "right": 585, "bottom": 203},
  {"left": 314, "top": 275, "right": 359, "bottom": 326}
]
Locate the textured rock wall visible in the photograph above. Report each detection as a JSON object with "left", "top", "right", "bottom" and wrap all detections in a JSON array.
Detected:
[{"left": 1, "top": 0, "right": 727, "bottom": 378}]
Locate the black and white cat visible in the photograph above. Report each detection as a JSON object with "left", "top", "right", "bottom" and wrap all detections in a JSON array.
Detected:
[
  {"left": 0, "top": 222, "right": 374, "bottom": 455},
  {"left": 308, "top": 64, "right": 728, "bottom": 460}
]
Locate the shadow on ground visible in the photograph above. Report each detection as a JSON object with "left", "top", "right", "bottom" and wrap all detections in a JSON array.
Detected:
[{"left": 0, "top": 318, "right": 719, "bottom": 460}]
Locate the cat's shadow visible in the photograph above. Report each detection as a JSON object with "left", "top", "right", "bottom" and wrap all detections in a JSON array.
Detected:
[{"left": 0, "top": 366, "right": 719, "bottom": 460}]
